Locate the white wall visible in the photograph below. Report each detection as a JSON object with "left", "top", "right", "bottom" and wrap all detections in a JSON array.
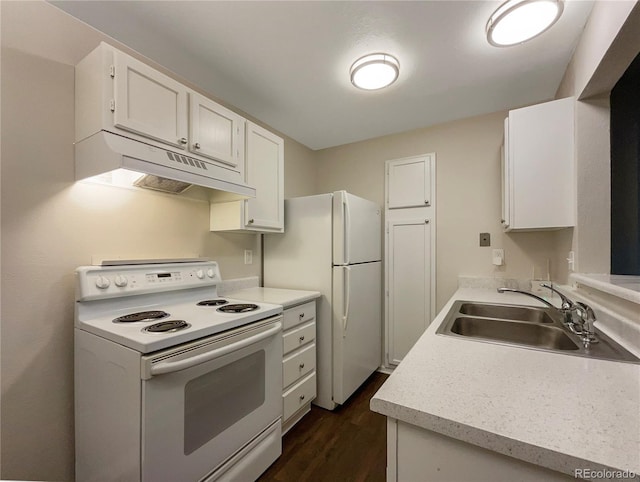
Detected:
[
  {"left": 0, "top": 2, "right": 317, "bottom": 480},
  {"left": 315, "top": 112, "right": 559, "bottom": 311},
  {"left": 554, "top": 1, "right": 640, "bottom": 277}
]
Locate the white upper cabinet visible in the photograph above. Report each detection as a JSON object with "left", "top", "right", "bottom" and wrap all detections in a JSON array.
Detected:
[
  {"left": 209, "top": 122, "right": 284, "bottom": 233},
  {"left": 502, "top": 97, "right": 575, "bottom": 231},
  {"left": 189, "top": 92, "right": 244, "bottom": 170},
  {"left": 112, "top": 50, "right": 189, "bottom": 149},
  {"left": 75, "top": 42, "right": 245, "bottom": 175},
  {"left": 244, "top": 121, "right": 284, "bottom": 231},
  {"left": 387, "top": 157, "right": 431, "bottom": 209}
]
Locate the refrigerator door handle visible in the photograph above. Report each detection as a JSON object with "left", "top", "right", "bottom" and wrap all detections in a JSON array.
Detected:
[
  {"left": 343, "top": 195, "right": 351, "bottom": 265},
  {"left": 342, "top": 266, "right": 351, "bottom": 336}
]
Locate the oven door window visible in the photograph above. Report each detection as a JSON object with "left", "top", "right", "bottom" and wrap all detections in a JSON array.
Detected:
[{"left": 184, "top": 350, "right": 265, "bottom": 455}]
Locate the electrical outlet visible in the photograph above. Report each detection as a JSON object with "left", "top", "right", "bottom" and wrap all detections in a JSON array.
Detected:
[{"left": 244, "top": 250, "right": 253, "bottom": 265}]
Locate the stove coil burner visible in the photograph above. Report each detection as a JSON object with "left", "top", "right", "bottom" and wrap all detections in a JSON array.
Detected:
[
  {"left": 217, "top": 303, "right": 259, "bottom": 313},
  {"left": 143, "top": 320, "right": 191, "bottom": 334},
  {"left": 197, "top": 299, "right": 228, "bottom": 306},
  {"left": 113, "top": 310, "right": 170, "bottom": 323}
]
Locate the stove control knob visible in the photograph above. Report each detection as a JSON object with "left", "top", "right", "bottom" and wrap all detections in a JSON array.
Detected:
[
  {"left": 95, "top": 276, "right": 110, "bottom": 289},
  {"left": 206, "top": 269, "right": 215, "bottom": 278},
  {"left": 114, "top": 275, "right": 128, "bottom": 287},
  {"left": 196, "top": 269, "right": 205, "bottom": 279}
]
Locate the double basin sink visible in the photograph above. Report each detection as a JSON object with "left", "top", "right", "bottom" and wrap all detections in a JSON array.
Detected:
[{"left": 437, "top": 301, "right": 640, "bottom": 363}]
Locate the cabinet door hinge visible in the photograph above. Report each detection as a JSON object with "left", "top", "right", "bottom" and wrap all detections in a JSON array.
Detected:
[
  {"left": 110, "top": 99, "right": 115, "bottom": 112},
  {"left": 109, "top": 65, "right": 115, "bottom": 78}
]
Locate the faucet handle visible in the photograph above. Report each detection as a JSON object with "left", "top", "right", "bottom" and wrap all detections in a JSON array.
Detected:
[
  {"left": 574, "top": 301, "right": 599, "bottom": 345},
  {"left": 575, "top": 301, "right": 596, "bottom": 322}
]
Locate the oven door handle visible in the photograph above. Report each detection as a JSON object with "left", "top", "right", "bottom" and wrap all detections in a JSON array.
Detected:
[{"left": 149, "top": 322, "right": 282, "bottom": 377}]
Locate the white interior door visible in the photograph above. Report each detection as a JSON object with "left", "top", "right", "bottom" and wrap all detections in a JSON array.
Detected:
[
  {"left": 332, "top": 261, "right": 382, "bottom": 405},
  {"left": 332, "top": 191, "right": 381, "bottom": 265}
]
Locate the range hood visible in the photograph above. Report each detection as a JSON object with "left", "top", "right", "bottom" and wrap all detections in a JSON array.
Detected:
[{"left": 75, "top": 130, "right": 255, "bottom": 199}]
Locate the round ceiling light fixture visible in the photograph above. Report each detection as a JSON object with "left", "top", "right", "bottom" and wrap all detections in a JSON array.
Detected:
[
  {"left": 486, "top": 0, "right": 564, "bottom": 47},
  {"left": 350, "top": 53, "right": 400, "bottom": 90}
]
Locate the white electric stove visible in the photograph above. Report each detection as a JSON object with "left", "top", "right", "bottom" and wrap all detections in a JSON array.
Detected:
[{"left": 75, "top": 259, "right": 284, "bottom": 482}]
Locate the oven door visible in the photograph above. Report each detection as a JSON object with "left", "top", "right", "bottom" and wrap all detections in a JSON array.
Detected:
[{"left": 140, "top": 316, "right": 282, "bottom": 482}]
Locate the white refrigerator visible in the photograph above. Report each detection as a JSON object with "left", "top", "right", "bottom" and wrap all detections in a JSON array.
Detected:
[{"left": 264, "top": 191, "right": 382, "bottom": 410}]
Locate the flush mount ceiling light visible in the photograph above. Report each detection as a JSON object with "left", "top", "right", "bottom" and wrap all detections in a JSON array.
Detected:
[
  {"left": 350, "top": 53, "right": 400, "bottom": 90},
  {"left": 486, "top": 0, "right": 564, "bottom": 47}
]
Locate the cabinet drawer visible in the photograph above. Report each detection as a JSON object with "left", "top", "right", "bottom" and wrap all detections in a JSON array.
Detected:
[
  {"left": 282, "top": 372, "right": 316, "bottom": 422},
  {"left": 283, "top": 343, "right": 315, "bottom": 388},
  {"left": 283, "top": 321, "right": 316, "bottom": 355},
  {"left": 283, "top": 301, "right": 315, "bottom": 330}
]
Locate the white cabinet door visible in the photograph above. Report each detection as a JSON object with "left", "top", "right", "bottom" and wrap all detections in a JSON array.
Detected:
[
  {"left": 387, "top": 219, "right": 433, "bottom": 366},
  {"left": 504, "top": 97, "right": 575, "bottom": 231},
  {"left": 244, "top": 121, "right": 284, "bottom": 231},
  {"left": 113, "top": 51, "right": 188, "bottom": 149},
  {"left": 387, "top": 157, "right": 431, "bottom": 209},
  {"left": 189, "top": 92, "right": 244, "bottom": 169}
]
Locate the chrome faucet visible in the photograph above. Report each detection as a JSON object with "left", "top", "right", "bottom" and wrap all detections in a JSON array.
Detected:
[
  {"left": 496, "top": 287, "right": 557, "bottom": 309},
  {"left": 497, "top": 284, "right": 598, "bottom": 347}
]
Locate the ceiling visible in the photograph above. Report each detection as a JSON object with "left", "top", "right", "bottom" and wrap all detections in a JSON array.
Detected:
[{"left": 50, "top": 1, "right": 594, "bottom": 150}]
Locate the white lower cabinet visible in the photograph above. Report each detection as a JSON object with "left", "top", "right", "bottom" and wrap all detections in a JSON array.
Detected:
[
  {"left": 281, "top": 301, "right": 317, "bottom": 434},
  {"left": 387, "top": 419, "right": 574, "bottom": 482}
]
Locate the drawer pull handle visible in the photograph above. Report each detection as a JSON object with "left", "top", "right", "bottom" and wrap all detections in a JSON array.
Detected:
[
  {"left": 299, "top": 335, "right": 305, "bottom": 342},
  {"left": 299, "top": 363, "right": 305, "bottom": 369},
  {"left": 299, "top": 394, "right": 305, "bottom": 401},
  {"left": 299, "top": 313, "right": 305, "bottom": 319}
]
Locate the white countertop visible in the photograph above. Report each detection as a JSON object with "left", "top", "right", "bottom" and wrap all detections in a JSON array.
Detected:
[
  {"left": 571, "top": 273, "right": 640, "bottom": 305},
  {"left": 224, "top": 287, "right": 320, "bottom": 310},
  {"left": 370, "top": 288, "right": 640, "bottom": 479}
]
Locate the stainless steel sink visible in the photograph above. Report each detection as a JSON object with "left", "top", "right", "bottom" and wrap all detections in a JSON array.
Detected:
[
  {"left": 450, "top": 317, "right": 579, "bottom": 350},
  {"left": 458, "top": 303, "right": 554, "bottom": 323},
  {"left": 437, "top": 301, "right": 640, "bottom": 363}
]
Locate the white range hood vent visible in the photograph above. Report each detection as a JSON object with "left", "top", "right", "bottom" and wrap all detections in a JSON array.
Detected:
[{"left": 75, "top": 130, "right": 255, "bottom": 199}]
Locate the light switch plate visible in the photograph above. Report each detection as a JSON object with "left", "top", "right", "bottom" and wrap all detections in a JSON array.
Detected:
[{"left": 244, "top": 250, "right": 253, "bottom": 265}]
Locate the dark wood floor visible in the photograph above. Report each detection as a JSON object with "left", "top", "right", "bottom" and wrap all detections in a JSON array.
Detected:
[{"left": 259, "top": 372, "right": 389, "bottom": 482}]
